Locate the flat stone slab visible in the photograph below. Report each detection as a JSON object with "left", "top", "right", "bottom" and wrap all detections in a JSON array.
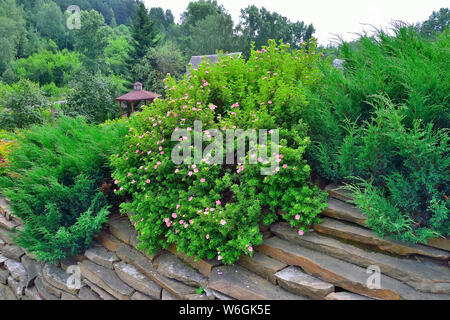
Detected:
[
  {"left": 0, "top": 283, "right": 17, "bottom": 300},
  {"left": 0, "top": 215, "right": 18, "bottom": 231},
  {"left": 24, "top": 286, "right": 42, "bottom": 300},
  {"left": 107, "top": 217, "right": 138, "bottom": 247},
  {"left": 4, "top": 259, "right": 27, "bottom": 286},
  {"left": 0, "top": 252, "right": 8, "bottom": 264},
  {"left": 314, "top": 217, "right": 450, "bottom": 261},
  {"left": 34, "top": 277, "right": 59, "bottom": 300},
  {"left": 7, "top": 276, "right": 23, "bottom": 298},
  {"left": 238, "top": 251, "right": 288, "bottom": 284},
  {"left": 272, "top": 222, "right": 450, "bottom": 294},
  {"left": 209, "top": 265, "right": 308, "bottom": 300},
  {"left": 79, "top": 260, "right": 134, "bottom": 300},
  {"left": 258, "top": 237, "right": 450, "bottom": 300},
  {"left": 325, "top": 292, "right": 373, "bottom": 300},
  {"left": 114, "top": 261, "right": 162, "bottom": 299},
  {"left": 21, "top": 256, "right": 41, "bottom": 287},
  {"left": 2, "top": 244, "right": 25, "bottom": 260},
  {"left": 116, "top": 244, "right": 197, "bottom": 299},
  {"left": 43, "top": 263, "right": 78, "bottom": 295},
  {"left": 426, "top": 237, "right": 450, "bottom": 252},
  {"left": 154, "top": 252, "right": 207, "bottom": 287},
  {"left": 131, "top": 291, "right": 156, "bottom": 300},
  {"left": 323, "top": 198, "right": 367, "bottom": 227},
  {"left": 97, "top": 231, "right": 124, "bottom": 252},
  {"left": 168, "top": 243, "right": 222, "bottom": 277},
  {"left": 78, "top": 286, "right": 101, "bottom": 300},
  {"left": 85, "top": 246, "right": 119, "bottom": 269},
  {"left": 83, "top": 279, "right": 116, "bottom": 300},
  {"left": 0, "top": 269, "right": 8, "bottom": 284},
  {"left": 325, "top": 184, "right": 354, "bottom": 203},
  {"left": 162, "top": 289, "right": 179, "bottom": 300},
  {"left": 275, "top": 266, "right": 335, "bottom": 299},
  {"left": 0, "top": 227, "right": 16, "bottom": 244}
]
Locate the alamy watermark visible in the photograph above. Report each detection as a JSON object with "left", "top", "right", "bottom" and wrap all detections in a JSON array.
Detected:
[
  {"left": 66, "top": 5, "right": 81, "bottom": 30},
  {"left": 171, "top": 121, "right": 280, "bottom": 176}
]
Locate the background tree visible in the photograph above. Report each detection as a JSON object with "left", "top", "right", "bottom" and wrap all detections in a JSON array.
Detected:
[
  {"left": 132, "top": 41, "right": 185, "bottom": 94},
  {"left": 0, "top": 79, "right": 48, "bottom": 130},
  {"left": 33, "top": 0, "right": 66, "bottom": 49},
  {"left": 129, "top": 1, "right": 159, "bottom": 62},
  {"left": 73, "top": 10, "right": 111, "bottom": 71},
  {"left": 419, "top": 8, "right": 449, "bottom": 37}
]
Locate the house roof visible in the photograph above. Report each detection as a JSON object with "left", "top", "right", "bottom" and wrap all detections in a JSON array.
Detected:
[{"left": 187, "top": 52, "right": 242, "bottom": 73}]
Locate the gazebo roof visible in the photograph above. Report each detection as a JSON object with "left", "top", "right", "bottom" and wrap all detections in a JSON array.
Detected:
[{"left": 115, "top": 82, "right": 159, "bottom": 102}]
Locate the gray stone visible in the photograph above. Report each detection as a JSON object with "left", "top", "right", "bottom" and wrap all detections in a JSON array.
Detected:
[
  {"left": 78, "top": 285, "right": 101, "bottom": 300},
  {"left": 238, "top": 251, "right": 288, "bottom": 284},
  {"left": 209, "top": 265, "right": 308, "bottom": 300},
  {"left": 85, "top": 246, "right": 119, "bottom": 269},
  {"left": 79, "top": 260, "right": 134, "bottom": 300},
  {"left": 24, "top": 286, "right": 42, "bottom": 300},
  {"left": 325, "top": 184, "right": 354, "bottom": 203},
  {"left": 114, "top": 261, "right": 162, "bottom": 299},
  {"left": 154, "top": 252, "right": 207, "bottom": 287},
  {"left": 325, "top": 292, "right": 373, "bottom": 300},
  {"left": 8, "top": 276, "right": 23, "bottom": 298},
  {"left": 4, "top": 259, "right": 27, "bottom": 287},
  {"left": 0, "top": 268, "right": 9, "bottom": 284},
  {"left": 314, "top": 217, "right": 450, "bottom": 261},
  {"left": 161, "top": 289, "right": 179, "bottom": 300},
  {"left": 61, "top": 292, "right": 79, "bottom": 300},
  {"left": 0, "top": 282, "right": 17, "bottom": 300},
  {"left": 0, "top": 252, "right": 7, "bottom": 264},
  {"left": 323, "top": 198, "right": 367, "bottom": 227},
  {"left": 43, "top": 263, "right": 78, "bottom": 295},
  {"left": 21, "top": 256, "right": 41, "bottom": 287},
  {"left": 2, "top": 244, "right": 25, "bottom": 260},
  {"left": 272, "top": 222, "right": 450, "bottom": 294},
  {"left": 107, "top": 218, "right": 138, "bottom": 247},
  {"left": 0, "top": 215, "right": 18, "bottom": 231},
  {"left": 131, "top": 291, "right": 156, "bottom": 300},
  {"left": 83, "top": 279, "right": 116, "bottom": 300},
  {"left": 258, "top": 236, "right": 450, "bottom": 300},
  {"left": 115, "top": 244, "right": 197, "bottom": 299},
  {"left": 34, "top": 277, "right": 59, "bottom": 300},
  {"left": 275, "top": 266, "right": 335, "bottom": 299}
]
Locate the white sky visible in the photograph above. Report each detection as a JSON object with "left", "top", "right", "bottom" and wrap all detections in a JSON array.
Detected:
[{"left": 143, "top": 0, "right": 449, "bottom": 45}]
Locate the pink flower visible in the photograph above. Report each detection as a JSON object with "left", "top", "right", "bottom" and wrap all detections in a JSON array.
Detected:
[
  {"left": 220, "top": 220, "right": 226, "bottom": 225},
  {"left": 146, "top": 179, "right": 150, "bottom": 184},
  {"left": 175, "top": 169, "right": 179, "bottom": 173},
  {"left": 283, "top": 164, "right": 288, "bottom": 169},
  {"left": 188, "top": 196, "right": 193, "bottom": 201},
  {"left": 114, "top": 180, "right": 119, "bottom": 185},
  {"left": 216, "top": 200, "right": 221, "bottom": 205},
  {"left": 200, "top": 178, "right": 206, "bottom": 183},
  {"left": 165, "top": 218, "right": 170, "bottom": 223},
  {"left": 131, "top": 180, "right": 135, "bottom": 184},
  {"left": 298, "top": 230, "right": 304, "bottom": 236},
  {"left": 248, "top": 246, "right": 253, "bottom": 252},
  {"left": 176, "top": 204, "right": 181, "bottom": 209},
  {"left": 206, "top": 234, "right": 210, "bottom": 239},
  {"left": 217, "top": 255, "right": 222, "bottom": 261},
  {"left": 295, "top": 214, "right": 300, "bottom": 220},
  {"left": 172, "top": 213, "right": 177, "bottom": 218},
  {"left": 188, "top": 171, "right": 193, "bottom": 176},
  {"left": 127, "top": 173, "right": 131, "bottom": 177},
  {"left": 268, "top": 101, "right": 272, "bottom": 104}
]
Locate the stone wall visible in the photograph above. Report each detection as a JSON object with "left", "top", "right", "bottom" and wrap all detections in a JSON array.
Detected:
[{"left": 1, "top": 187, "right": 449, "bottom": 300}]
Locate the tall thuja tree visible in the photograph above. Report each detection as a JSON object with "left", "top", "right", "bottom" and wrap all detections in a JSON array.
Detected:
[
  {"left": 129, "top": 1, "right": 159, "bottom": 81},
  {"left": 130, "top": 2, "right": 159, "bottom": 62}
]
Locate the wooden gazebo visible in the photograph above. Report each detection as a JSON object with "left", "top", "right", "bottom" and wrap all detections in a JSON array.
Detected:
[{"left": 116, "top": 82, "right": 159, "bottom": 117}]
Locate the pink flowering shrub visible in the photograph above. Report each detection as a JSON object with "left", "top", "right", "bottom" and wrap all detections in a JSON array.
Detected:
[{"left": 111, "top": 40, "right": 328, "bottom": 263}]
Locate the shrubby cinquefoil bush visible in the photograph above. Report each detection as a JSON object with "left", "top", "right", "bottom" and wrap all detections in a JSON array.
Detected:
[{"left": 111, "top": 40, "right": 328, "bottom": 263}]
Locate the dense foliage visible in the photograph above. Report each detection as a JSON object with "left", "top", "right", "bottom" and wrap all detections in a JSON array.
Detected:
[
  {"left": 0, "top": 117, "right": 128, "bottom": 262},
  {"left": 305, "top": 28, "right": 449, "bottom": 243},
  {"left": 111, "top": 41, "right": 328, "bottom": 263}
]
